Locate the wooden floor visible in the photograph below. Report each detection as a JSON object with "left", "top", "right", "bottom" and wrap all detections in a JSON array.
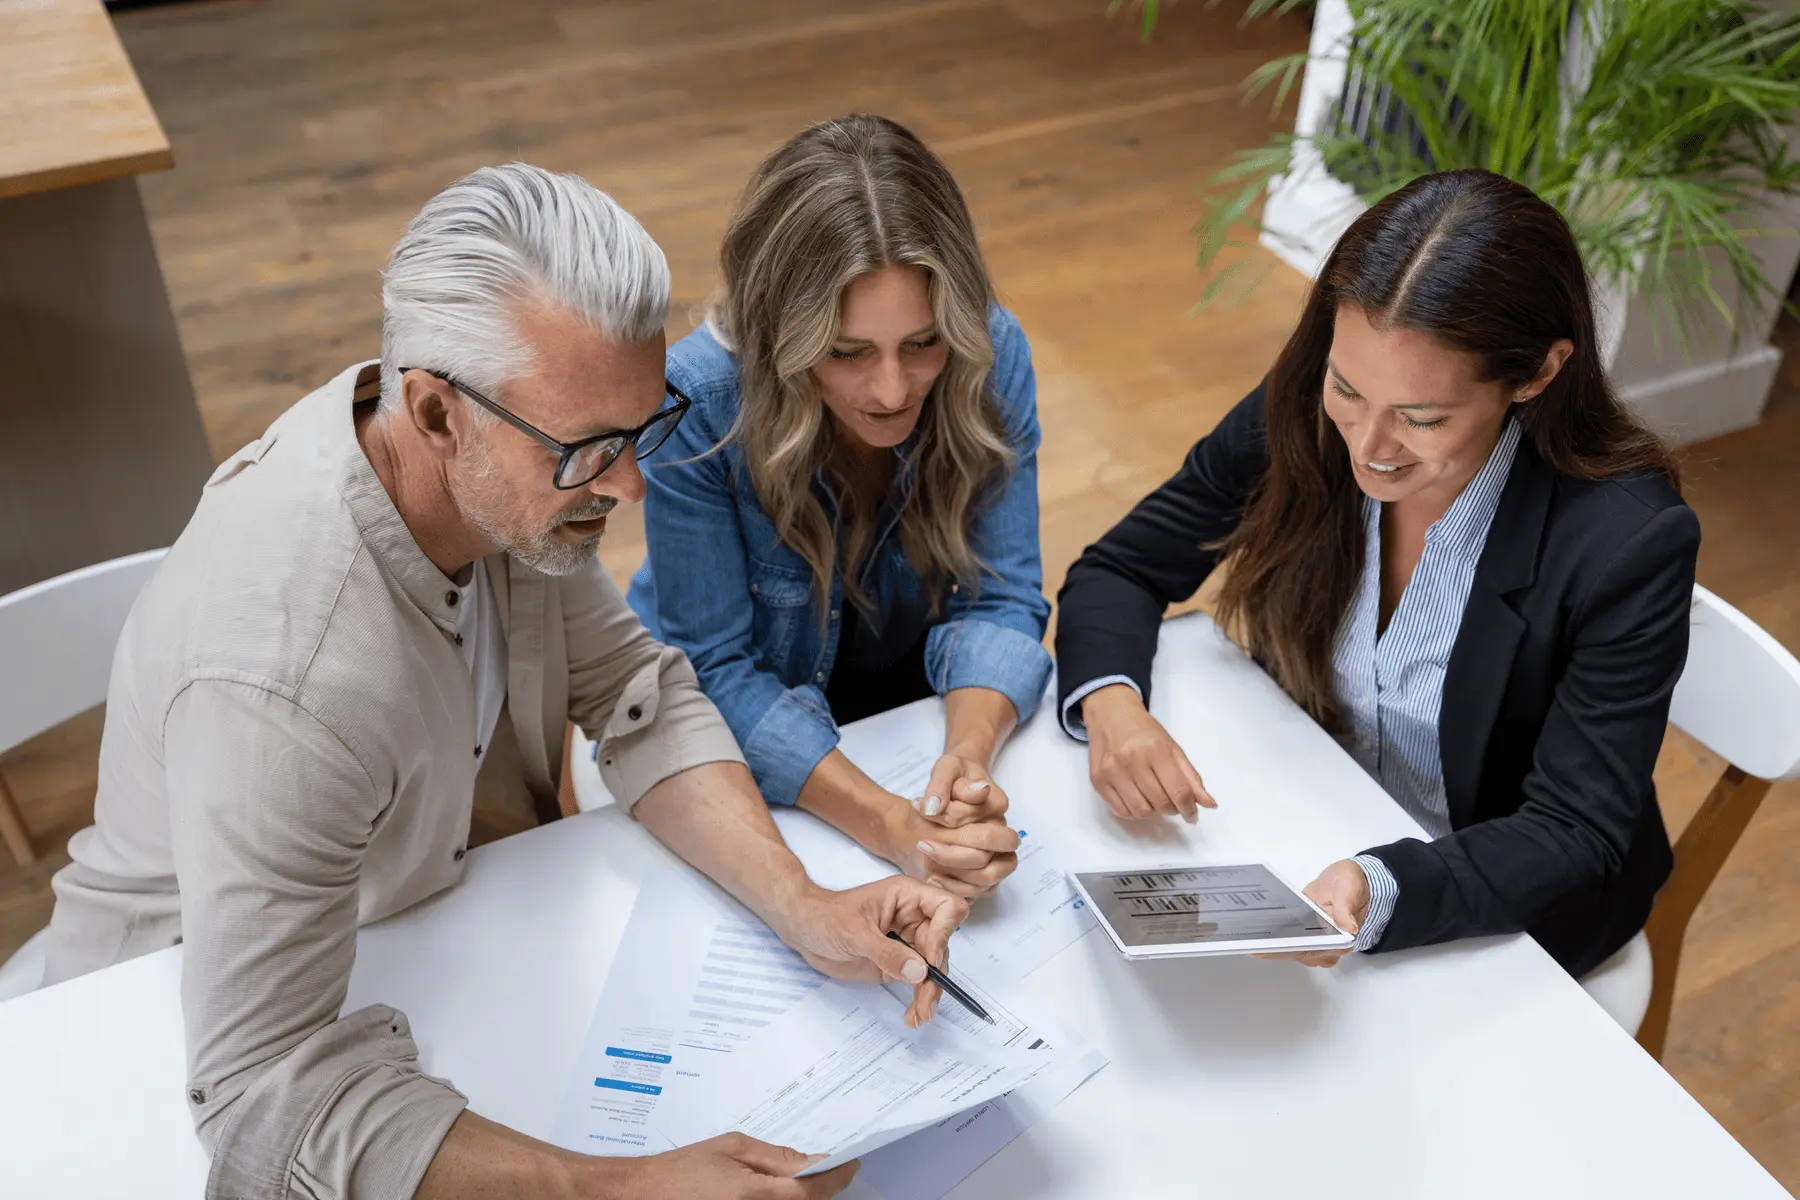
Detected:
[{"left": 3, "top": 0, "right": 1798, "bottom": 1184}]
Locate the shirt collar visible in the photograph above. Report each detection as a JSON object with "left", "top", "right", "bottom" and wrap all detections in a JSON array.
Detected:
[
  {"left": 1427, "top": 415, "right": 1523, "bottom": 564},
  {"left": 322, "top": 360, "right": 466, "bottom": 635}
]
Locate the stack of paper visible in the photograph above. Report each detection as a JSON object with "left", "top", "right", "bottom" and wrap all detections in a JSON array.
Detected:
[
  {"left": 655, "top": 979, "right": 1051, "bottom": 1174},
  {"left": 551, "top": 868, "right": 1107, "bottom": 1198}
]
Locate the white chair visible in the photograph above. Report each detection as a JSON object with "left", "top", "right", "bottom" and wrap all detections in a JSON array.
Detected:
[
  {"left": 1580, "top": 584, "right": 1800, "bottom": 1057},
  {"left": 0, "top": 549, "right": 168, "bottom": 1000}
]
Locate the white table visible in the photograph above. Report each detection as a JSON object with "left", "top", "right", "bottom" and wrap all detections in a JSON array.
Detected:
[{"left": 1, "top": 614, "right": 1787, "bottom": 1198}]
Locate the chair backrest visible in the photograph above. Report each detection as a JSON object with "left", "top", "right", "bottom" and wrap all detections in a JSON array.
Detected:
[
  {"left": 0, "top": 549, "right": 167, "bottom": 754},
  {"left": 1670, "top": 584, "right": 1800, "bottom": 783}
]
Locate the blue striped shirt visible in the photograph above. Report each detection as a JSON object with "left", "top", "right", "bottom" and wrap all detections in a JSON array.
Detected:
[{"left": 1341, "top": 417, "right": 1522, "bottom": 949}]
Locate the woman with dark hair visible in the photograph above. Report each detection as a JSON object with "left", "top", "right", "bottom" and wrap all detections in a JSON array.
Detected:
[{"left": 1054, "top": 168, "right": 1698, "bottom": 977}]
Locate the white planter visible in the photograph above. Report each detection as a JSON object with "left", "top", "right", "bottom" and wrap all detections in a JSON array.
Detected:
[{"left": 1257, "top": 0, "right": 1797, "bottom": 446}]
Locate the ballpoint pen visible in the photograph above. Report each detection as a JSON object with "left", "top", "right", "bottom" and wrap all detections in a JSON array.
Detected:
[{"left": 886, "top": 930, "right": 995, "bottom": 1025}]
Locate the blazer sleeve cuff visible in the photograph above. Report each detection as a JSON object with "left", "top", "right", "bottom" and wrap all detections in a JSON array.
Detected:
[
  {"left": 1058, "top": 675, "right": 1142, "bottom": 741},
  {"left": 926, "top": 618, "right": 1053, "bottom": 726},
  {"left": 741, "top": 686, "right": 840, "bottom": 808},
  {"left": 1351, "top": 853, "right": 1400, "bottom": 951},
  {"left": 1353, "top": 837, "right": 1444, "bottom": 953},
  {"left": 202, "top": 1004, "right": 466, "bottom": 1200}
]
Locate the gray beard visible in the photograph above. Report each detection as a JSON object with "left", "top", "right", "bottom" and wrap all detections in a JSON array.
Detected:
[
  {"left": 454, "top": 435, "right": 613, "bottom": 576},
  {"left": 465, "top": 502, "right": 607, "bottom": 576}
]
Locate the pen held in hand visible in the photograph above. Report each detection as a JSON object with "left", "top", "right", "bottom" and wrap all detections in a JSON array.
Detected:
[{"left": 885, "top": 930, "right": 996, "bottom": 1025}]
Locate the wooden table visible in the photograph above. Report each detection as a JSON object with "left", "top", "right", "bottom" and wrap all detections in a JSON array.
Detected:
[
  {"left": 0, "top": 0, "right": 212, "bottom": 594},
  {"left": 0, "top": 614, "right": 1787, "bottom": 1197}
]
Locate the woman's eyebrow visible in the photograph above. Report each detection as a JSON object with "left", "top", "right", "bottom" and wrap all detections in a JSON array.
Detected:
[
  {"left": 833, "top": 322, "right": 937, "bottom": 346},
  {"left": 1328, "top": 362, "right": 1445, "bottom": 410}
]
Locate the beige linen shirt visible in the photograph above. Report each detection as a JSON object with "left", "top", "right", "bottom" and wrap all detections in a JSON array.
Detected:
[{"left": 43, "top": 362, "right": 744, "bottom": 1200}]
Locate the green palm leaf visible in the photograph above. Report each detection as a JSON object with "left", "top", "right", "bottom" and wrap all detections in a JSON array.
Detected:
[{"left": 1145, "top": 0, "right": 1800, "bottom": 354}]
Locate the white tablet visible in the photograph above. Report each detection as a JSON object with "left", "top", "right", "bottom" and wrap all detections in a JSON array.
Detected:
[{"left": 1069, "top": 864, "right": 1355, "bottom": 959}]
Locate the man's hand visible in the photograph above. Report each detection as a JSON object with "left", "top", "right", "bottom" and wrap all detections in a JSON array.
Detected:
[
  {"left": 1252, "top": 859, "right": 1369, "bottom": 969},
  {"left": 610, "top": 1133, "right": 858, "bottom": 1200},
  {"left": 1081, "top": 684, "right": 1216, "bottom": 822},
  {"left": 885, "top": 752, "right": 1018, "bottom": 898},
  {"left": 417, "top": 1115, "right": 857, "bottom": 1200},
  {"left": 774, "top": 876, "right": 969, "bottom": 1027}
]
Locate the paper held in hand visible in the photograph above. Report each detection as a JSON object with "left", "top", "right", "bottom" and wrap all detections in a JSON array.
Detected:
[
  {"left": 551, "top": 867, "right": 1107, "bottom": 1198},
  {"left": 650, "top": 977, "right": 1052, "bottom": 1175}
]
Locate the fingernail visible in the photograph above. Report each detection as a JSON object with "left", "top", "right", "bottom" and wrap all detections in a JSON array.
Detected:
[
  {"left": 924, "top": 795, "right": 943, "bottom": 816},
  {"left": 968, "top": 781, "right": 988, "bottom": 793},
  {"left": 1183, "top": 809, "right": 1198, "bottom": 825},
  {"left": 916, "top": 841, "right": 935, "bottom": 859},
  {"left": 902, "top": 959, "right": 927, "bottom": 984},
  {"left": 927, "top": 876, "right": 946, "bottom": 889},
  {"left": 909, "top": 797, "right": 921, "bottom": 812}
]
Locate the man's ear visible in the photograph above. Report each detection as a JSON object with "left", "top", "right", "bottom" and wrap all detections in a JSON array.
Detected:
[{"left": 400, "top": 370, "right": 463, "bottom": 460}]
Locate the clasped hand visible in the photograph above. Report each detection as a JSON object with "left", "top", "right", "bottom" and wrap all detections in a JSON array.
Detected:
[{"left": 883, "top": 752, "right": 1020, "bottom": 898}]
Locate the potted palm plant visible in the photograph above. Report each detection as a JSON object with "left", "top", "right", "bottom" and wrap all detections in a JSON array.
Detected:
[{"left": 1145, "top": 0, "right": 1800, "bottom": 442}]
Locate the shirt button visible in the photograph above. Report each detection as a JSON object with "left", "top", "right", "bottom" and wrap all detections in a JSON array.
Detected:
[
  {"left": 829, "top": 609, "right": 840, "bottom": 620},
  {"left": 473, "top": 744, "right": 483, "bottom": 758},
  {"left": 627, "top": 704, "right": 643, "bottom": 721},
  {"left": 187, "top": 1088, "right": 205, "bottom": 1105},
  {"left": 445, "top": 590, "right": 459, "bottom": 606},
  {"left": 453, "top": 847, "right": 466, "bottom": 862},
  {"left": 815, "top": 672, "right": 826, "bottom": 683},
  {"left": 750, "top": 583, "right": 760, "bottom": 596},
  {"left": 454, "top": 633, "right": 464, "bottom": 647}
]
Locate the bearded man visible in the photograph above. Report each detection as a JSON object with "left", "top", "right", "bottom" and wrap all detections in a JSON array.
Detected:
[{"left": 42, "top": 164, "right": 962, "bottom": 1200}]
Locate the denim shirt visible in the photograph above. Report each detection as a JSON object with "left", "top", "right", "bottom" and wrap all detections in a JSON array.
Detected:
[{"left": 627, "top": 306, "right": 1054, "bottom": 807}]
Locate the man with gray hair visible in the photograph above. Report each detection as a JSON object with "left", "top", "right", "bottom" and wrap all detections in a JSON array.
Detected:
[{"left": 43, "top": 164, "right": 964, "bottom": 1200}]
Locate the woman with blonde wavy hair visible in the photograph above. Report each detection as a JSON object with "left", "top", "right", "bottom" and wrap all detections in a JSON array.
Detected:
[{"left": 628, "top": 114, "right": 1050, "bottom": 895}]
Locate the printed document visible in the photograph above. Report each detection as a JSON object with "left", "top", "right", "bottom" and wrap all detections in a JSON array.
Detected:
[
  {"left": 552, "top": 867, "right": 1107, "bottom": 1197},
  {"left": 650, "top": 979, "right": 1051, "bottom": 1174}
]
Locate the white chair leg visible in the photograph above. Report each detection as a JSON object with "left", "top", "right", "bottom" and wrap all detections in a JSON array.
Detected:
[
  {"left": 0, "top": 926, "right": 49, "bottom": 1002},
  {"left": 1580, "top": 930, "right": 1654, "bottom": 1037}
]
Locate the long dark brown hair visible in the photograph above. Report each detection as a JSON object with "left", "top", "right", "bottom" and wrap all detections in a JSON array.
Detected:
[{"left": 1215, "top": 168, "right": 1677, "bottom": 730}]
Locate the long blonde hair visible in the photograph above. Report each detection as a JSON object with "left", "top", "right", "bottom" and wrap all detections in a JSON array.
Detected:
[{"left": 713, "top": 113, "right": 1014, "bottom": 616}]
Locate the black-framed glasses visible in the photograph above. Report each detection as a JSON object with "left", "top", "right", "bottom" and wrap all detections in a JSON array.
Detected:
[{"left": 400, "top": 367, "right": 692, "bottom": 489}]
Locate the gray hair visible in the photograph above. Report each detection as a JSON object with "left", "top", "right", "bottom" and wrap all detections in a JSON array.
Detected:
[{"left": 379, "top": 163, "right": 670, "bottom": 411}]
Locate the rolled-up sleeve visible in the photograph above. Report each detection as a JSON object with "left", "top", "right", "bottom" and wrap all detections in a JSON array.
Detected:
[
  {"left": 925, "top": 308, "right": 1053, "bottom": 722},
  {"left": 560, "top": 563, "right": 747, "bottom": 810},
  {"left": 166, "top": 680, "right": 466, "bottom": 1200},
  {"left": 739, "top": 683, "right": 841, "bottom": 809}
]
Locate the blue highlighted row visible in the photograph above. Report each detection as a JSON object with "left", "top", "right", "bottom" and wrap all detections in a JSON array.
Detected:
[
  {"left": 605, "top": 1046, "right": 672, "bottom": 1064},
  {"left": 593, "top": 1078, "right": 663, "bottom": 1095}
]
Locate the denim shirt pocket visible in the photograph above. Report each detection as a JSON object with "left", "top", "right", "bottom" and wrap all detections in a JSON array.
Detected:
[{"left": 747, "top": 555, "right": 818, "bottom": 683}]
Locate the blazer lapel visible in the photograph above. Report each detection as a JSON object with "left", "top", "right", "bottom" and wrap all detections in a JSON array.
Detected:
[{"left": 1439, "top": 439, "right": 1553, "bottom": 828}]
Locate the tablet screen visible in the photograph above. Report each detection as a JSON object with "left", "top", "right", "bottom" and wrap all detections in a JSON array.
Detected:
[{"left": 1073, "top": 865, "right": 1340, "bottom": 948}]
